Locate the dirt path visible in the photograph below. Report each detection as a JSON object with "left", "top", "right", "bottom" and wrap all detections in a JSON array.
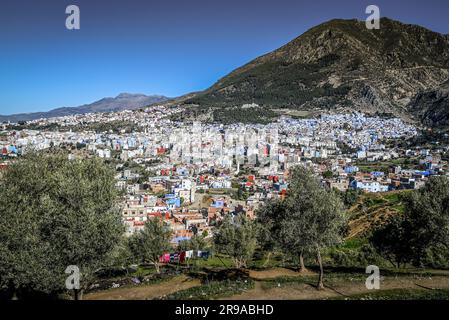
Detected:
[
  {"left": 249, "top": 268, "right": 315, "bottom": 280},
  {"left": 84, "top": 268, "right": 449, "bottom": 300},
  {"left": 85, "top": 275, "right": 201, "bottom": 300},
  {"left": 223, "top": 279, "right": 336, "bottom": 300},
  {"left": 224, "top": 275, "right": 449, "bottom": 300}
]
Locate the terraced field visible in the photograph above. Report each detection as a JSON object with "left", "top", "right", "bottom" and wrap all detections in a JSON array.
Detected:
[{"left": 347, "top": 191, "right": 411, "bottom": 239}]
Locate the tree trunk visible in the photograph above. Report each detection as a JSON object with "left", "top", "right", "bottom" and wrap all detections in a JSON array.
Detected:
[
  {"left": 388, "top": 260, "right": 396, "bottom": 269},
  {"left": 155, "top": 262, "right": 160, "bottom": 274},
  {"left": 316, "top": 248, "right": 324, "bottom": 290},
  {"left": 73, "top": 289, "right": 84, "bottom": 301},
  {"left": 235, "top": 259, "right": 243, "bottom": 269},
  {"left": 263, "top": 252, "right": 272, "bottom": 268},
  {"left": 216, "top": 255, "right": 228, "bottom": 268},
  {"left": 299, "top": 251, "right": 308, "bottom": 273}
]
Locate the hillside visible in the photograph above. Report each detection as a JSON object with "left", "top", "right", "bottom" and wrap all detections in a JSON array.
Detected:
[
  {"left": 183, "top": 18, "right": 449, "bottom": 121},
  {"left": 347, "top": 191, "right": 410, "bottom": 239},
  {"left": 408, "top": 80, "right": 449, "bottom": 128},
  {"left": 0, "top": 93, "right": 169, "bottom": 123}
]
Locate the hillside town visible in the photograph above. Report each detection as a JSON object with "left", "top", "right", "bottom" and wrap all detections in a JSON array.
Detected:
[{"left": 1, "top": 105, "right": 448, "bottom": 243}]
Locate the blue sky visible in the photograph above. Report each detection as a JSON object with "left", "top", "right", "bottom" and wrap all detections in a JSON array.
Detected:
[{"left": 1, "top": 0, "right": 449, "bottom": 115}]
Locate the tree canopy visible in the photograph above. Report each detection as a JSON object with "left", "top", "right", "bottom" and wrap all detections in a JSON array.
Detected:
[
  {"left": 128, "top": 218, "right": 172, "bottom": 273},
  {"left": 0, "top": 152, "right": 123, "bottom": 299},
  {"left": 214, "top": 215, "right": 259, "bottom": 268},
  {"left": 257, "top": 166, "right": 347, "bottom": 289},
  {"left": 370, "top": 176, "right": 449, "bottom": 267}
]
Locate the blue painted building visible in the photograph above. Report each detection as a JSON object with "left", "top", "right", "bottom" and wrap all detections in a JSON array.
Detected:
[
  {"left": 165, "top": 194, "right": 181, "bottom": 209},
  {"left": 350, "top": 180, "right": 389, "bottom": 193}
]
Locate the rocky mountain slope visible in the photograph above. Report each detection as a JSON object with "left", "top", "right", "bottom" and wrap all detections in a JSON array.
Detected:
[
  {"left": 184, "top": 18, "right": 449, "bottom": 120},
  {"left": 407, "top": 80, "right": 449, "bottom": 128},
  {"left": 0, "top": 93, "right": 169, "bottom": 123}
]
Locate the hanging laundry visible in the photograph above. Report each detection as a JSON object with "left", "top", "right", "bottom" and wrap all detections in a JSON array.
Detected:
[
  {"left": 179, "top": 251, "right": 186, "bottom": 263},
  {"left": 185, "top": 250, "right": 194, "bottom": 259}
]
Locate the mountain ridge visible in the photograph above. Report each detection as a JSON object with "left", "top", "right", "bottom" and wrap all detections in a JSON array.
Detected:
[
  {"left": 181, "top": 17, "right": 449, "bottom": 122},
  {"left": 4, "top": 17, "right": 449, "bottom": 125},
  {"left": 0, "top": 93, "right": 169, "bottom": 123}
]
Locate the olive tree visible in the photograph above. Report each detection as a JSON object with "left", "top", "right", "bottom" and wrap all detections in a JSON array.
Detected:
[
  {"left": 256, "top": 199, "right": 289, "bottom": 267},
  {"left": 214, "top": 215, "right": 259, "bottom": 268},
  {"left": 177, "top": 234, "right": 208, "bottom": 252},
  {"left": 405, "top": 176, "right": 449, "bottom": 262},
  {"left": 128, "top": 217, "right": 172, "bottom": 274},
  {"left": 108, "top": 236, "right": 135, "bottom": 275},
  {"left": 370, "top": 215, "right": 413, "bottom": 268},
  {"left": 280, "top": 166, "right": 346, "bottom": 289},
  {"left": 0, "top": 152, "right": 123, "bottom": 299},
  {"left": 371, "top": 176, "right": 449, "bottom": 267}
]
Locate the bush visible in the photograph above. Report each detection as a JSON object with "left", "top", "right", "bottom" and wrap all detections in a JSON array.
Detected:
[{"left": 326, "top": 240, "right": 386, "bottom": 268}]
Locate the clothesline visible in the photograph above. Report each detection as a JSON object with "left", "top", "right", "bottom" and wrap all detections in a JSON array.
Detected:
[{"left": 159, "top": 250, "right": 210, "bottom": 263}]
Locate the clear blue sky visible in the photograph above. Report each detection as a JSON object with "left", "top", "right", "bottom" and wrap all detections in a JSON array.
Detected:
[{"left": 1, "top": 0, "right": 449, "bottom": 115}]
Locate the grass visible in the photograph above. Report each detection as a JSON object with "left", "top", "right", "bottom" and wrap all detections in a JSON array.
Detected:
[
  {"left": 355, "top": 158, "right": 422, "bottom": 173},
  {"left": 161, "top": 279, "right": 255, "bottom": 300},
  {"left": 87, "top": 270, "right": 179, "bottom": 294},
  {"left": 382, "top": 193, "right": 401, "bottom": 202},
  {"left": 259, "top": 268, "right": 449, "bottom": 292},
  {"left": 273, "top": 109, "right": 313, "bottom": 119},
  {"left": 195, "top": 255, "right": 235, "bottom": 268},
  {"left": 365, "top": 197, "right": 388, "bottom": 208},
  {"left": 346, "top": 191, "right": 411, "bottom": 238},
  {"left": 258, "top": 270, "right": 372, "bottom": 290},
  {"left": 86, "top": 257, "right": 449, "bottom": 300},
  {"left": 339, "top": 239, "right": 366, "bottom": 250},
  {"left": 249, "top": 257, "right": 284, "bottom": 269},
  {"left": 131, "top": 265, "right": 159, "bottom": 277},
  {"left": 260, "top": 276, "right": 316, "bottom": 290}
]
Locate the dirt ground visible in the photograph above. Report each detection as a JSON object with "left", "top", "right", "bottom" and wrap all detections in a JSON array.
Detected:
[
  {"left": 85, "top": 275, "right": 201, "bottom": 300},
  {"left": 224, "top": 274, "right": 449, "bottom": 300},
  {"left": 84, "top": 268, "right": 449, "bottom": 300},
  {"left": 248, "top": 267, "right": 315, "bottom": 280}
]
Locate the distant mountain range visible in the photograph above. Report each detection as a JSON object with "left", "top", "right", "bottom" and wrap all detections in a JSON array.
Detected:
[
  {"left": 0, "top": 93, "right": 169, "bottom": 123},
  {"left": 3, "top": 17, "right": 449, "bottom": 127},
  {"left": 176, "top": 17, "right": 449, "bottom": 125}
]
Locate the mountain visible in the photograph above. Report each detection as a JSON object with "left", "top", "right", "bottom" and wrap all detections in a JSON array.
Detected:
[
  {"left": 0, "top": 93, "right": 169, "bottom": 123},
  {"left": 183, "top": 18, "right": 449, "bottom": 120},
  {"left": 408, "top": 80, "right": 449, "bottom": 128}
]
